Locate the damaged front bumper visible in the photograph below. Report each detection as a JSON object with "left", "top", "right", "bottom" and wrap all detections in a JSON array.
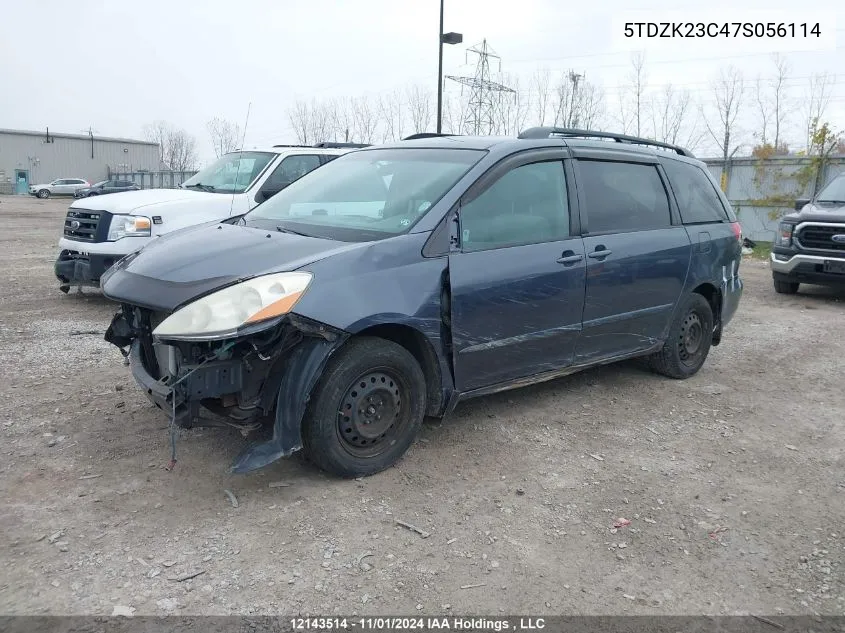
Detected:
[
  {"left": 105, "top": 307, "right": 347, "bottom": 473},
  {"left": 55, "top": 250, "right": 122, "bottom": 290}
]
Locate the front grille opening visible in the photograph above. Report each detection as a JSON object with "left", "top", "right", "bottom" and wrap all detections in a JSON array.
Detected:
[
  {"left": 797, "top": 225, "right": 845, "bottom": 252},
  {"left": 64, "top": 210, "right": 103, "bottom": 242}
]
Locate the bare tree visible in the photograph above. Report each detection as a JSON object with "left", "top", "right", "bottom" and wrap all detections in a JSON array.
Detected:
[
  {"left": 378, "top": 91, "right": 405, "bottom": 142},
  {"left": 493, "top": 75, "right": 529, "bottom": 136},
  {"left": 206, "top": 117, "right": 241, "bottom": 157},
  {"left": 649, "top": 84, "right": 700, "bottom": 147},
  {"left": 306, "top": 100, "right": 333, "bottom": 145},
  {"left": 554, "top": 73, "right": 604, "bottom": 129},
  {"left": 350, "top": 96, "right": 378, "bottom": 143},
  {"left": 329, "top": 97, "right": 354, "bottom": 143},
  {"left": 143, "top": 120, "right": 198, "bottom": 171},
  {"left": 753, "top": 54, "right": 792, "bottom": 149},
  {"left": 804, "top": 72, "right": 835, "bottom": 152},
  {"left": 618, "top": 52, "right": 647, "bottom": 135},
  {"left": 441, "top": 93, "right": 464, "bottom": 135},
  {"left": 288, "top": 101, "right": 312, "bottom": 144},
  {"left": 703, "top": 66, "right": 745, "bottom": 163},
  {"left": 406, "top": 84, "right": 434, "bottom": 134},
  {"left": 531, "top": 68, "right": 552, "bottom": 126}
]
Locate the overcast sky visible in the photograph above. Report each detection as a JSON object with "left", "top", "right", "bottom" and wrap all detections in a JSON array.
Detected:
[{"left": 2, "top": 0, "right": 843, "bottom": 164}]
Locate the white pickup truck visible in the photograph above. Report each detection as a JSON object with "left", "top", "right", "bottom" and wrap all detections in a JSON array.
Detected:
[{"left": 54, "top": 143, "right": 366, "bottom": 292}]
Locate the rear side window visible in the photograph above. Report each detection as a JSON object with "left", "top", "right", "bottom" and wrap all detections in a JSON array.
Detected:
[
  {"left": 663, "top": 159, "right": 729, "bottom": 224},
  {"left": 577, "top": 160, "right": 671, "bottom": 234}
]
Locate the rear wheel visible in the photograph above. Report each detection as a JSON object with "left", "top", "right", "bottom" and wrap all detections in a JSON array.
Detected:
[
  {"left": 302, "top": 337, "right": 425, "bottom": 478},
  {"left": 37, "top": 189, "right": 50, "bottom": 199},
  {"left": 649, "top": 293, "right": 714, "bottom": 379},
  {"left": 773, "top": 279, "right": 799, "bottom": 294}
]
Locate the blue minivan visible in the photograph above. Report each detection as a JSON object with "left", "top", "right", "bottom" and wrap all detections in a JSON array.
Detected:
[{"left": 102, "top": 128, "right": 743, "bottom": 478}]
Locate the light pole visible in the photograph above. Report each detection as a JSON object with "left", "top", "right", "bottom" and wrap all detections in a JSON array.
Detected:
[{"left": 436, "top": 0, "right": 462, "bottom": 134}]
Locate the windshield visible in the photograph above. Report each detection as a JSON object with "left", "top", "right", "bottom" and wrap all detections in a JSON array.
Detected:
[
  {"left": 244, "top": 148, "right": 484, "bottom": 241},
  {"left": 181, "top": 151, "right": 275, "bottom": 194},
  {"left": 91, "top": 180, "right": 107, "bottom": 187},
  {"left": 816, "top": 174, "right": 845, "bottom": 203}
]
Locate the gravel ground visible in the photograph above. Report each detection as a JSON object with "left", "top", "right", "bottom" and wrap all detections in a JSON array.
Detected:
[{"left": 0, "top": 196, "right": 843, "bottom": 617}]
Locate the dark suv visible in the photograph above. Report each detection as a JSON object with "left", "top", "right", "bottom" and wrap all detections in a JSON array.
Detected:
[
  {"left": 74, "top": 179, "right": 140, "bottom": 198},
  {"left": 101, "top": 128, "right": 744, "bottom": 478},
  {"left": 770, "top": 172, "right": 845, "bottom": 293}
]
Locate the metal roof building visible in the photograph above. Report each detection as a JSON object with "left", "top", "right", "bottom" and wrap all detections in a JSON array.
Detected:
[{"left": 0, "top": 128, "right": 160, "bottom": 194}]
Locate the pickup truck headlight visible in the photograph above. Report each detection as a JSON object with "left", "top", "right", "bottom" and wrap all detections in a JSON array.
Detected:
[
  {"left": 776, "top": 222, "right": 794, "bottom": 247},
  {"left": 152, "top": 272, "right": 313, "bottom": 341},
  {"left": 107, "top": 214, "right": 151, "bottom": 240}
]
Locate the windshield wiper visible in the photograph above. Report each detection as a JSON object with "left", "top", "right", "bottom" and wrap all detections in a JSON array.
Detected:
[
  {"left": 183, "top": 182, "right": 216, "bottom": 192},
  {"left": 276, "top": 225, "right": 312, "bottom": 237},
  {"left": 816, "top": 199, "right": 845, "bottom": 204}
]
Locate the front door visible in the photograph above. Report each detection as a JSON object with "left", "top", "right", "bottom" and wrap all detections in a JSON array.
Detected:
[
  {"left": 572, "top": 157, "right": 692, "bottom": 363},
  {"left": 449, "top": 154, "right": 586, "bottom": 392},
  {"left": 14, "top": 170, "right": 28, "bottom": 195}
]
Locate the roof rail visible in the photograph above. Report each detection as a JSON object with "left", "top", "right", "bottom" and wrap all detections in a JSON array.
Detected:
[
  {"left": 272, "top": 144, "right": 311, "bottom": 148},
  {"left": 402, "top": 133, "right": 457, "bottom": 140},
  {"left": 312, "top": 142, "right": 371, "bottom": 148},
  {"left": 517, "top": 127, "right": 694, "bottom": 157}
]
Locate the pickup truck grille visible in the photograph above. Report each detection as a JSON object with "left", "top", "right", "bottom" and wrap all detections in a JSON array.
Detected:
[
  {"left": 797, "top": 224, "right": 845, "bottom": 252},
  {"left": 64, "top": 209, "right": 103, "bottom": 242}
]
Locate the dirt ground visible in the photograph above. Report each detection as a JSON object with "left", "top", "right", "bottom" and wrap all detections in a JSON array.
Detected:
[{"left": 0, "top": 195, "right": 843, "bottom": 617}]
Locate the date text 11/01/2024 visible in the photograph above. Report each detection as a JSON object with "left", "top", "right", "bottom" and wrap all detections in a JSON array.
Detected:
[
  {"left": 623, "top": 22, "right": 821, "bottom": 38},
  {"left": 290, "top": 617, "right": 546, "bottom": 631}
]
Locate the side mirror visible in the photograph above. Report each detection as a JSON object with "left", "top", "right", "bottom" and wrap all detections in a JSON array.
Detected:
[{"left": 794, "top": 198, "right": 810, "bottom": 211}]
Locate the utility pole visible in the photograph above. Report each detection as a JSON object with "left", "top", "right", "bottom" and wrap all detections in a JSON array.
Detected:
[
  {"left": 568, "top": 71, "right": 583, "bottom": 128},
  {"left": 446, "top": 39, "right": 515, "bottom": 135},
  {"left": 436, "top": 0, "right": 462, "bottom": 134}
]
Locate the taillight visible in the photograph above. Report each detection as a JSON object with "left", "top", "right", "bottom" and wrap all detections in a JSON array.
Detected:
[{"left": 730, "top": 222, "right": 742, "bottom": 243}]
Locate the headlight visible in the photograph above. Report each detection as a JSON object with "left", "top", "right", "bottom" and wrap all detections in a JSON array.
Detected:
[
  {"left": 107, "top": 214, "right": 151, "bottom": 240},
  {"left": 152, "top": 272, "right": 313, "bottom": 341},
  {"left": 776, "top": 222, "right": 794, "bottom": 247}
]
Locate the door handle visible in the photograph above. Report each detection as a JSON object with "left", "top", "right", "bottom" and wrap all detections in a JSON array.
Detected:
[
  {"left": 587, "top": 248, "right": 612, "bottom": 260},
  {"left": 556, "top": 251, "right": 583, "bottom": 266}
]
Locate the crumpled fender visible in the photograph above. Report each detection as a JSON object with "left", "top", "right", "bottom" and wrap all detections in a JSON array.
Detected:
[{"left": 229, "top": 334, "right": 347, "bottom": 473}]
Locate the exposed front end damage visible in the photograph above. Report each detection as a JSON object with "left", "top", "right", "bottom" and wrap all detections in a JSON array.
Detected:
[{"left": 104, "top": 307, "right": 347, "bottom": 473}]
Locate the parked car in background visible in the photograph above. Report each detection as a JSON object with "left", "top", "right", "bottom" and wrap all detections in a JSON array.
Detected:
[
  {"left": 30, "top": 178, "right": 90, "bottom": 198},
  {"left": 101, "top": 128, "right": 744, "bottom": 479},
  {"left": 74, "top": 179, "right": 141, "bottom": 198},
  {"left": 54, "top": 143, "right": 367, "bottom": 293}
]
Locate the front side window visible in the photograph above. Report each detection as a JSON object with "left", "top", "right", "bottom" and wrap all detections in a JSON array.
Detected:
[
  {"left": 245, "top": 148, "right": 484, "bottom": 241},
  {"left": 663, "top": 159, "right": 728, "bottom": 223},
  {"left": 578, "top": 160, "right": 671, "bottom": 234},
  {"left": 263, "top": 155, "right": 322, "bottom": 189},
  {"left": 460, "top": 161, "right": 569, "bottom": 252},
  {"left": 181, "top": 151, "right": 276, "bottom": 194}
]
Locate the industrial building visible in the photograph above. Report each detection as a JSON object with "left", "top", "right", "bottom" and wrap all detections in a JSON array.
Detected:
[{"left": 0, "top": 128, "right": 160, "bottom": 194}]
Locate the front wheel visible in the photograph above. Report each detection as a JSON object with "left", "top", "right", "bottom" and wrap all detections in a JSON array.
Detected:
[
  {"left": 302, "top": 337, "right": 426, "bottom": 478},
  {"left": 773, "top": 279, "right": 799, "bottom": 294},
  {"left": 37, "top": 189, "right": 50, "bottom": 199},
  {"left": 649, "top": 293, "right": 714, "bottom": 379}
]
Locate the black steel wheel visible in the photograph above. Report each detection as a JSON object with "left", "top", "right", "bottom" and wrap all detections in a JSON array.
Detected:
[
  {"left": 302, "top": 337, "right": 425, "bottom": 477},
  {"left": 649, "top": 293, "right": 714, "bottom": 379},
  {"left": 336, "top": 370, "right": 410, "bottom": 459}
]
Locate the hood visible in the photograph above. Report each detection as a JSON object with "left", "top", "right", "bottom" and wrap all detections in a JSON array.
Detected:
[
  {"left": 101, "top": 222, "right": 364, "bottom": 311},
  {"left": 69, "top": 188, "right": 228, "bottom": 214},
  {"left": 783, "top": 201, "right": 845, "bottom": 224}
]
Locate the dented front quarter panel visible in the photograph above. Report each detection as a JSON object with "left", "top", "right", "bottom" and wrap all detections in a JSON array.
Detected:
[{"left": 230, "top": 332, "right": 348, "bottom": 473}]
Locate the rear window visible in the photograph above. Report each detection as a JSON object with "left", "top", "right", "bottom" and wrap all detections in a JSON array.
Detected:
[{"left": 663, "top": 159, "right": 729, "bottom": 224}]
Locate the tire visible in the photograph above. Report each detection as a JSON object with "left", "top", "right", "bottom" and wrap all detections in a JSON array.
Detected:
[
  {"left": 773, "top": 279, "right": 799, "bottom": 294},
  {"left": 37, "top": 189, "right": 50, "bottom": 199},
  {"left": 649, "top": 293, "right": 714, "bottom": 379},
  {"left": 302, "top": 337, "right": 426, "bottom": 478}
]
